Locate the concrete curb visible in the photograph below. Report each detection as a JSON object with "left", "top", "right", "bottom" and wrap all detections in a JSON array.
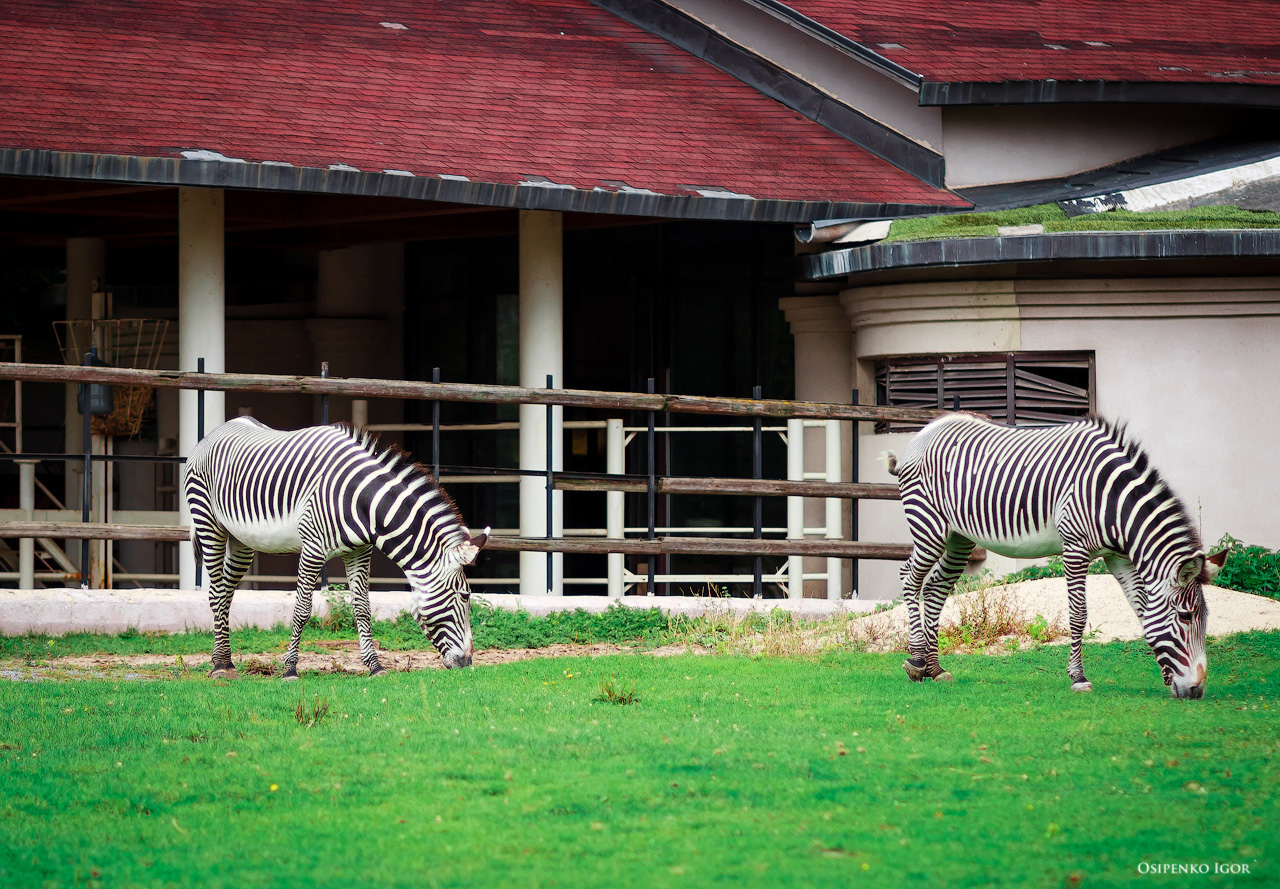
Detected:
[{"left": 0, "top": 588, "right": 882, "bottom": 635}]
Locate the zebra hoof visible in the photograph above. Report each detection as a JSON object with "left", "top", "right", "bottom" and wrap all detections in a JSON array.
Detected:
[
  {"left": 209, "top": 666, "right": 237, "bottom": 680},
  {"left": 903, "top": 659, "right": 927, "bottom": 682},
  {"left": 932, "top": 671, "right": 954, "bottom": 682},
  {"left": 1071, "top": 679, "right": 1093, "bottom": 693},
  {"left": 368, "top": 664, "right": 387, "bottom": 678},
  {"left": 281, "top": 669, "right": 299, "bottom": 682}
]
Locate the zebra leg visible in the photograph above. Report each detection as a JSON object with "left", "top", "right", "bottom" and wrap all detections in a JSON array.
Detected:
[
  {"left": 282, "top": 549, "right": 325, "bottom": 682},
  {"left": 1063, "top": 547, "right": 1093, "bottom": 692},
  {"left": 193, "top": 522, "right": 237, "bottom": 679},
  {"left": 919, "top": 534, "right": 977, "bottom": 680},
  {"left": 899, "top": 542, "right": 944, "bottom": 682},
  {"left": 341, "top": 546, "right": 384, "bottom": 676}
]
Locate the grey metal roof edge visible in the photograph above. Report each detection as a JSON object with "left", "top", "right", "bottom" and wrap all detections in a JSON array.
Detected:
[
  {"left": 0, "top": 148, "right": 962, "bottom": 225},
  {"left": 736, "top": 0, "right": 922, "bottom": 89},
  {"left": 920, "top": 79, "right": 1280, "bottom": 108},
  {"left": 588, "top": 0, "right": 946, "bottom": 187},
  {"left": 799, "top": 229, "right": 1280, "bottom": 280}
]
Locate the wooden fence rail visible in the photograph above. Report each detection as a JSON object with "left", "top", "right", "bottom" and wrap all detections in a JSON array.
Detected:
[
  {"left": 553, "top": 475, "right": 901, "bottom": 500},
  {"left": 0, "top": 362, "right": 942, "bottom": 423},
  {"left": 0, "top": 522, "right": 983, "bottom": 563}
]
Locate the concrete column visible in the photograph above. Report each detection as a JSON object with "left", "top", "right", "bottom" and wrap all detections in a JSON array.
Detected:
[
  {"left": 780, "top": 296, "right": 852, "bottom": 597},
  {"left": 64, "top": 238, "right": 105, "bottom": 509},
  {"left": 17, "top": 459, "right": 37, "bottom": 589},
  {"left": 178, "top": 188, "right": 226, "bottom": 589},
  {"left": 518, "top": 210, "right": 564, "bottom": 595},
  {"left": 606, "top": 418, "right": 624, "bottom": 598}
]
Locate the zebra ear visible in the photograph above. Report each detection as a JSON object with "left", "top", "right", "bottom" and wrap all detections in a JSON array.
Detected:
[
  {"left": 1204, "top": 548, "right": 1228, "bottom": 582},
  {"left": 1175, "top": 554, "right": 1205, "bottom": 586},
  {"left": 452, "top": 527, "right": 489, "bottom": 567}
]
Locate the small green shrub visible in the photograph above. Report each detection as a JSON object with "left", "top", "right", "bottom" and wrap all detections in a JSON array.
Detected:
[
  {"left": 319, "top": 593, "right": 355, "bottom": 633},
  {"left": 1212, "top": 534, "right": 1280, "bottom": 599}
]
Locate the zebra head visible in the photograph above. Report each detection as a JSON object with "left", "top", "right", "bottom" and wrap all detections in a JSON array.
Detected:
[
  {"left": 411, "top": 527, "right": 489, "bottom": 669},
  {"left": 1145, "top": 549, "right": 1223, "bottom": 699}
]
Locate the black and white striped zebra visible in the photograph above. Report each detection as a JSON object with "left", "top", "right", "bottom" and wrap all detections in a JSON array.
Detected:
[
  {"left": 886, "top": 413, "right": 1223, "bottom": 699},
  {"left": 183, "top": 417, "right": 488, "bottom": 679}
]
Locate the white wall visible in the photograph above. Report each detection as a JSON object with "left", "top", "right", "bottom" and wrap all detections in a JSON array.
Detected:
[
  {"left": 841, "top": 273, "right": 1280, "bottom": 598},
  {"left": 1018, "top": 277, "right": 1280, "bottom": 551}
]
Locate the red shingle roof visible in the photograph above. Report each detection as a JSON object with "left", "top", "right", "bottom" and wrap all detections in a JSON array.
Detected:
[
  {"left": 787, "top": 0, "right": 1280, "bottom": 85},
  {"left": 0, "top": 0, "right": 965, "bottom": 211}
]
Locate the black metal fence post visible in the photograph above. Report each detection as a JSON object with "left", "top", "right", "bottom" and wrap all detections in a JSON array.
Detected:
[
  {"left": 80, "top": 350, "right": 93, "bottom": 588},
  {"left": 647, "top": 377, "right": 656, "bottom": 596},
  {"left": 320, "top": 361, "right": 329, "bottom": 589},
  {"left": 432, "top": 366, "right": 441, "bottom": 480},
  {"left": 752, "top": 384, "right": 762, "bottom": 599},
  {"left": 195, "top": 357, "right": 205, "bottom": 588},
  {"left": 851, "top": 387, "right": 860, "bottom": 599},
  {"left": 546, "top": 373, "right": 554, "bottom": 594}
]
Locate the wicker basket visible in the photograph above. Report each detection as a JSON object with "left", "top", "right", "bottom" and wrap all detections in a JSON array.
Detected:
[{"left": 54, "top": 318, "right": 169, "bottom": 438}]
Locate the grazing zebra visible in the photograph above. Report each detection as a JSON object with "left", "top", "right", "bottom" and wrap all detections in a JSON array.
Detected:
[
  {"left": 184, "top": 417, "right": 488, "bottom": 679},
  {"left": 886, "top": 413, "right": 1223, "bottom": 699}
]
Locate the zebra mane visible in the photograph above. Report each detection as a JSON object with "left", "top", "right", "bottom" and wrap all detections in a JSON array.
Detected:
[
  {"left": 330, "top": 422, "right": 467, "bottom": 540},
  {"left": 1083, "top": 415, "right": 1204, "bottom": 552}
]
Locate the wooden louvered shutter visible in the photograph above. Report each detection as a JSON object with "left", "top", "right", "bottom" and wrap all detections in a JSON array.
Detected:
[{"left": 875, "top": 352, "right": 1093, "bottom": 432}]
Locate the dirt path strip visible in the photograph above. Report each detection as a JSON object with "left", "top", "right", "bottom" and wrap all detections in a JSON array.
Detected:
[{"left": 0, "top": 642, "right": 714, "bottom": 681}]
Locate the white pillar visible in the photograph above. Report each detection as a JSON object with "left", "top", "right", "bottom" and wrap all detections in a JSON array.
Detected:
[
  {"left": 825, "top": 419, "right": 842, "bottom": 600},
  {"left": 178, "top": 188, "right": 226, "bottom": 590},
  {"left": 606, "top": 418, "right": 625, "bottom": 598},
  {"left": 17, "top": 459, "right": 36, "bottom": 589},
  {"left": 64, "top": 238, "right": 105, "bottom": 509},
  {"left": 786, "top": 419, "right": 804, "bottom": 599},
  {"left": 518, "top": 211, "right": 564, "bottom": 595},
  {"left": 780, "top": 296, "right": 853, "bottom": 597}
]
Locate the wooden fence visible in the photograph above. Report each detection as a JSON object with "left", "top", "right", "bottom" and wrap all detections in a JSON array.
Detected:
[{"left": 0, "top": 362, "right": 969, "bottom": 589}]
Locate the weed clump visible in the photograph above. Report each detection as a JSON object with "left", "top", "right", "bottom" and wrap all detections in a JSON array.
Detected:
[
  {"left": 294, "top": 693, "right": 330, "bottom": 727},
  {"left": 242, "top": 658, "right": 277, "bottom": 677},
  {"left": 595, "top": 677, "right": 639, "bottom": 705}
]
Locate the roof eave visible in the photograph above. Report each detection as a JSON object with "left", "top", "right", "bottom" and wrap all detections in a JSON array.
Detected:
[
  {"left": 0, "top": 148, "right": 961, "bottom": 224},
  {"left": 799, "top": 229, "right": 1280, "bottom": 280},
  {"left": 919, "top": 80, "right": 1280, "bottom": 108}
]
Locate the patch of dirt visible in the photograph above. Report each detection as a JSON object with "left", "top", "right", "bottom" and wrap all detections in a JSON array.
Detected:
[
  {"left": 855, "top": 579, "right": 1280, "bottom": 650},
  {"left": 0, "top": 642, "right": 646, "bottom": 680}
]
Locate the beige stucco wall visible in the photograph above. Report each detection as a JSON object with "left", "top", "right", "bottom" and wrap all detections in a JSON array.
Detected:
[
  {"left": 835, "top": 273, "right": 1280, "bottom": 599},
  {"left": 942, "top": 106, "right": 1250, "bottom": 188}
]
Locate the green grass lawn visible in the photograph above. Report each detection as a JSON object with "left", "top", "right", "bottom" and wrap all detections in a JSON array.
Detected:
[
  {"left": 0, "top": 633, "right": 1275, "bottom": 888},
  {"left": 884, "top": 203, "right": 1280, "bottom": 243}
]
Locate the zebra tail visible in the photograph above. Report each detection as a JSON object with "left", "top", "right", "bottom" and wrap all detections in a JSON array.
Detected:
[{"left": 881, "top": 451, "right": 900, "bottom": 476}]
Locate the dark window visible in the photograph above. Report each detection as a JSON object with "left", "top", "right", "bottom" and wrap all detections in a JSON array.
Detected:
[{"left": 875, "top": 351, "right": 1094, "bottom": 432}]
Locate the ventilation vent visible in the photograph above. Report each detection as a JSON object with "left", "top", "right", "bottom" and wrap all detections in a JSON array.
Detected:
[{"left": 874, "top": 352, "right": 1094, "bottom": 432}]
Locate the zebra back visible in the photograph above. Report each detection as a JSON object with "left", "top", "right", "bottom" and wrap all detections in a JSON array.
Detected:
[{"left": 894, "top": 413, "right": 1206, "bottom": 585}]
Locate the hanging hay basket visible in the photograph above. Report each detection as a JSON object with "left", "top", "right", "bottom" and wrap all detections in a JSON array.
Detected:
[{"left": 53, "top": 318, "right": 170, "bottom": 438}]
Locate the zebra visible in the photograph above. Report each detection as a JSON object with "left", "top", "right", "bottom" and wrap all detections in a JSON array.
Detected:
[
  {"left": 885, "top": 413, "right": 1224, "bottom": 699},
  {"left": 183, "top": 417, "right": 488, "bottom": 679}
]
